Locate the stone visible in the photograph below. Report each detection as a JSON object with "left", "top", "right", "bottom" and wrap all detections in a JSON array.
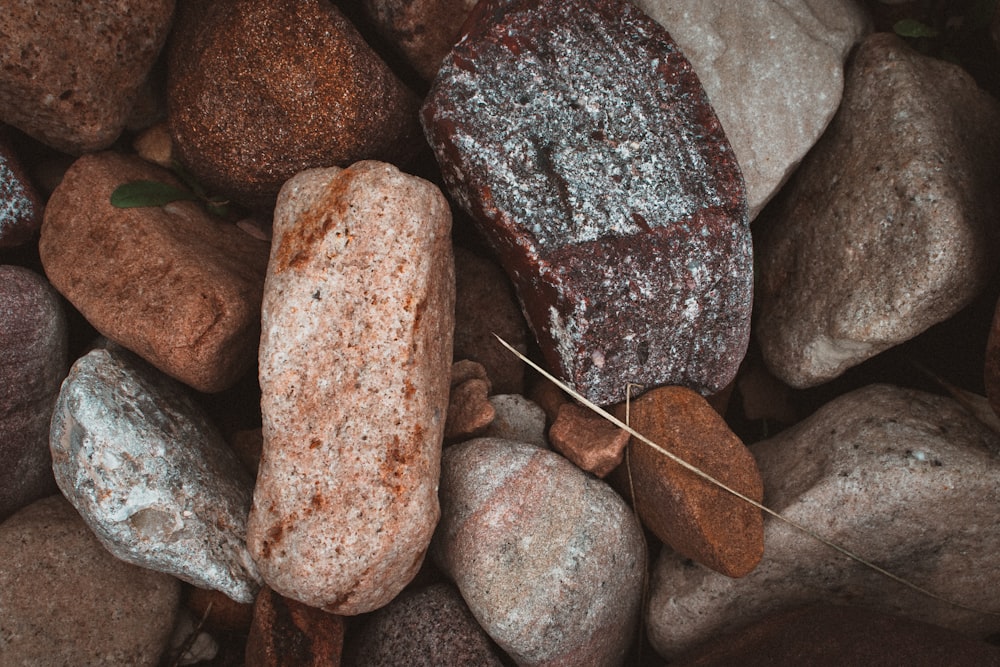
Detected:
[
  {"left": 646, "top": 384, "right": 1000, "bottom": 659},
  {"left": 133, "top": 121, "right": 175, "bottom": 169},
  {"left": 986, "top": 295, "right": 1000, "bottom": 419},
  {"left": 631, "top": 0, "right": 869, "bottom": 219},
  {"left": 445, "top": 377, "right": 495, "bottom": 442},
  {"left": 453, "top": 246, "right": 529, "bottom": 395},
  {"left": 0, "top": 0, "right": 174, "bottom": 154},
  {"left": 50, "top": 346, "right": 262, "bottom": 603},
  {"left": 362, "top": 0, "right": 480, "bottom": 80},
  {"left": 0, "top": 266, "right": 66, "bottom": 520},
  {"left": 669, "top": 604, "right": 1000, "bottom": 667},
  {"left": 482, "top": 394, "right": 548, "bottom": 448},
  {"left": 450, "top": 358, "right": 490, "bottom": 386},
  {"left": 352, "top": 583, "right": 505, "bottom": 666},
  {"left": 754, "top": 33, "right": 1000, "bottom": 389},
  {"left": 0, "top": 495, "right": 180, "bottom": 666},
  {"left": 423, "top": 0, "right": 752, "bottom": 406},
  {"left": 185, "top": 585, "right": 254, "bottom": 637},
  {"left": 167, "top": 0, "right": 423, "bottom": 207},
  {"left": 0, "top": 136, "right": 43, "bottom": 247},
  {"left": 527, "top": 376, "right": 570, "bottom": 426},
  {"left": 610, "top": 385, "right": 763, "bottom": 577},
  {"left": 549, "top": 401, "right": 629, "bottom": 477},
  {"left": 249, "top": 161, "right": 454, "bottom": 615},
  {"left": 245, "top": 587, "right": 345, "bottom": 667},
  {"left": 164, "top": 609, "right": 220, "bottom": 666},
  {"left": 39, "top": 152, "right": 270, "bottom": 393},
  {"left": 435, "top": 437, "right": 646, "bottom": 665}
]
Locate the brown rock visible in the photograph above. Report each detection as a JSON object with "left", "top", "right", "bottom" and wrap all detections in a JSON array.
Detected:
[
  {"left": 445, "top": 378, "right": 495, "bottom": 443},
  {"left": 133, "top": 121, "right": 175, "bottom": 169},
  {"left": 0, "top": 0, "right": 174, "bottom": 154},
  {"left": 39, "top": 152, "right": 270, "bottom": 393},
  {"left": 527, "top": 376, "right": 569, "bottom": 426},
  {"left": 611, "top": 386, "right": 763, "bottom": 578},
  {"left": 246, "top": 587, "right": 345, "bottom": 667},
  {"left": 549, "top": 402, "right": 628, "bottom": 477},
  {"left": 185, "top": 585, "right": 255, "bottom": 638},
  {"left": 450, "top": 358, "right": 490, "bottom": 387},
  {"left": 0, "top": 135, "right": 43, "bottom": 247},
  {"left": 167, "top": 0, "right": 423, "bottom": 207}
]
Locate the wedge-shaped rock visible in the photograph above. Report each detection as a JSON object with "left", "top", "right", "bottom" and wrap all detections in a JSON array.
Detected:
[{"left": 422, "top": 0, "right": 751, "bottom": 405}]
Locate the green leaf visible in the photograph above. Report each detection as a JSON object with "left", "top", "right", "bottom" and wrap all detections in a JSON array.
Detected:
[
  {"left": 110, "top": 180, "right": 200, "bottom": 208},
  {"left": 893, "top": 18, "right": 940, "bottom": 39}
]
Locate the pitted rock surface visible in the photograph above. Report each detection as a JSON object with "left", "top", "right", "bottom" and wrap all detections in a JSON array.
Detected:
[
  {"left": 0, "top": 136, "right": 43, "bottom": 247},
  {"left": 422, "top": 0, "right": 752, "bottom": 406},
  {"left": 50, "top": 346, "right": 261, "bottom": 603},
  {"left": 249, "top": 161, "right": 454, "bottom": 615}
]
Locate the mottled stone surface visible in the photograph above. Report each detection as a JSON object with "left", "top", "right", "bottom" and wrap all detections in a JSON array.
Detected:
[
  {"left": 611, "top": 386, "right": 763, "bottom": 577},
  {"left": 353, "top": 583, "right": 505, "bottom": 666},
  {"left": 0, "top": 136, "right": 43, "bottom": 247},
  {"left": 249, "top": 161, "right": 454, "bottom": 615},
  {"left": 482, "top": 394, "right": 548, "bottom": 448},
  {"left": 0, "top": 266, "right": 66, "bottom": 521},
  {"left": 168, "top": 0, "right": 422, "bottom": 206},
  {"left": 549, "top": 401, "right": 629, "bottom": 477},
  {"left": 0, "top": 495, "right": 180, "bottom": 666},
  {"left": 647, "top": 385, "right": 1000, "bottom": 659},
  {"left": 423, "top": 0, "right": 752, "bottom": 406},
  {"left": 632, "top": 0, "right": 869, "bottom": 218},
  {"left": 445, "top": 377, "right": 495, "bottom": 442},
  {"left": 435, "top": 438, "right": 645, "bottom": 665},
  {"left": 755, "top": 33, "right": 1000, "bottom": 388},
  {"left": 245, "top": 587, "right": 344, "bottom": 667},
  {"left": 50, "top": 346, "right": 261, "bottom": 603},
  {"left": 0, "top": 0, "right": 174, "bottom": 154},
  {"left": 39, "top": 152, "right": 270, "bottom": 393},
  {"left": 670, "top": 604, "right": 1000, "bottom": 667}
]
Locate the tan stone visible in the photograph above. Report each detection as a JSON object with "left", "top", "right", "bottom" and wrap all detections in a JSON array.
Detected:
[{"left": 445, "top": 378, "right": 495, "bottom": 443}]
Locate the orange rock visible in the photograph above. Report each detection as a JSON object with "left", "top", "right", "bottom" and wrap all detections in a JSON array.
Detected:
[
  {"left": 245, "top": 587, "right": 344, "bottom": 667},
  {"left": 445, "top": 378, "right": 495, "bottom": 443},
  {"left": 548, "top": 402, "right": 628, "bottom": 477},
  {"left": 611, "top": 386, "right": 763, "bottom": 577}
]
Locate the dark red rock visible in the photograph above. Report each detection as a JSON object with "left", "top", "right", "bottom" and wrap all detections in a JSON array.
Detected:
[
  {"left": 0, "top": 136, "right": 43, "bottom": 247},
  {"left": 422, "top": 0, "right": 751, "bottom": 406},
  {"left": 245, "top": 587, "right": 344, "bottom": 667}
]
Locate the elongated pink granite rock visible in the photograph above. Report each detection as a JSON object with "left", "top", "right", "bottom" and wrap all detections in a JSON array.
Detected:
[
  {"left": 422, "top": 0, "right": 751, "bottom": 405},
  {"left": 248, "top": 161, "right": 454, "bottom": 615}
]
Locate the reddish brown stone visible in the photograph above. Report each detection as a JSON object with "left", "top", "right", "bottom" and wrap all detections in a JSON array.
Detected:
[
  {"left": 527, "top": 376, "right": 569, "bottom": 426},
  {"left": 611, "top": 386, "right": 763, "bottom": 577},
  {"left": 450, "top": 359, "right": 490, "bottom": 387},
  {"left": 245, "top": 587, "right": 344, "bottom": 667},
  {"left": 168, "top": 0, "right": 423, "bottom": 207},
  {"left": 39, "top": 152, "right": 270, "bottom": 393},
  {"left": 445, "top": 378, "right": 496, "bottom": 443},
  {"left": 185, "top": 585, "right": 254, "bottom": 637},
  {"left": 549, "top": 402, "right": 628, "bottom": 477}
]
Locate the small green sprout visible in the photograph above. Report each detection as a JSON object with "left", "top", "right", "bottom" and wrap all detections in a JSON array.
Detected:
[{"left": 110, "top": 160, "right": 233, "bottom": 218}]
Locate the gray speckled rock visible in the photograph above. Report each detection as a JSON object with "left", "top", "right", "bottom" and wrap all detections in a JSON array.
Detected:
[
  {"left": 435, "top": 437, "right": 645, "bottom": 666},
  {"left": 631, "top": 0, "right": 869, "bottom": 218},
  {"left": 0, "top": 137, "right": 43, "bottom": 247},
  {"left": 0, "top": 495, "right": 180, "bottom": 666},
  {"left": 50, "top": 346, "right": 261, "bottom": 603},
  {"left": 482, "top": 394, "right": 548, "bottom": 448},
  {"left": 0, "top": 266, "right": 66, "bottom": 521},
  {"left": 755, "top": 33, "right": 1000, "bottom": 388},
  {"left": 646, "top": 384, "right": 1000, "bottom": 660}
]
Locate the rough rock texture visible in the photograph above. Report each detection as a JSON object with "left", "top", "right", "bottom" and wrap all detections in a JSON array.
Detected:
[
  {"left": 445, "top": 377, "right": 495, "bottom": 442},
  {"left": 352, "top": 583, "right": 506, "bottom": 666},
  {"left": 39, "top": 152, "right": 270, "bottom": 393},
  {"left": 669, "top": 604, "right": 1000, "bottom": 667},
  {"left": 50, "top": 346, "right": 261, "bottom": 603},
  {"left": 0, "top": 266, "right": 66, "bottom": 521},
  {"left": 611, "top": 386, "right": 763, "bottom": 577},
  {"left": 549, "top": 401, "right": 629, "bottom": 477},
  {"left": 362, "top": 0, "right": 480, "bottom": 80},
  {"left": 245, "top": 587, "right": 345, "bottom": 667},
  {"left": 755, "top": 33, "right": 1000, "bottom": 389},
  {"left": 0, "top": 0, "right": 174, "bottom": 154},
  {"left": 631, "top": 0, "right": 869, "bottom": 218},
  {"left": 0, "top": 136, "right": 43, "bottom": 247},
  {"left": 646, "top": 384, "right": 1000, "bottom": 659},
  {"left": 435, "top": 438, "right": 646, "bottom": 666},
  {"left": 167, "top": 0, "right": 423, "bottom": 206},
  {"left": 0, "top": 495, "right": 180, "bottom": 666},
  {"left": 482, "top": 394, "right": 548, "bottom": 448},
  {"left": 249, "top": 161, "right": 454, "bottom": 615},
  {"left": 423, "top": 0, "right": 752, "bottom": 406}
]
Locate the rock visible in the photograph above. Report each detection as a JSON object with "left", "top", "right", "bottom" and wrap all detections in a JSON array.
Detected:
[
  {"left": 611, "top": 386, "right": 763, "bottom": 577},
  {"left": 754, "top": 33, "right": 1000, "bottom": 389},
  {"left": 482, "top": 394, "right": 548, "bottom": 448},
  {"left": 185, "top": 585, "right": 255, "bottom": 637},
  {"left": 670, "top": 604, "right": 1000, "bottom": 667},
  {"left": 352, "top": 583, "right": 505, "bottom": 666},
  {"left": 50, "top": 346, "right": 262, "bottom": 603},
  {"left": 986, "top": 295, "right": 1000, "bottom": 418},
  {"left": 453, "top": 246, "right": 529, "bottom": 395},
  {"left": 0, "top": 266, "right": 66, "bottom": 520},
  {"left": 422, "top": 0, "right": 752, "bottom": 406},
  {"left": 167, "top": 0, "right": 423, "bottom": 207},
  {"left": 445, "top": 377, "right": 495, "bottom": 442},
  {"left": 527, "top": 376, "right": 570, "bottom": 426},
  {"left": 646, "top": 384, "right": 1000, "bottom": 659},
  {"left": 0, "top": 495, "right": 180, "bottom": 666},
  {"left": 631, "top": 0, "right": 869, "bottom": 219},
  {"left": 164, "top": 609, "right": 220, "bottom": 666},
  {"left": 249, "top": 161, "right": 454, "bottom": 615},
  {"left": 549, "top": 402, "right": 629, "bottom": 477},
  {"left": 435, "top": 437, "right": 646, "bottom": 665},
  {"left": 0, "top": 136, "right": 43, "bottom": 247},
  {"left": 362, "top": 0, "right": 480, "bottom": 80},
  {"left": 450, "top": 359, "right": 490, "bottom": 386},
  {"left": 39, "top": 152, "right": 270, "bottom": 393},
  {"left": 133, "top": 121, "right": 176, "bottom": 169},
  {"left": 0, "top": 0, "right": 174, "bottom": 154},
  {"left": 245, "top": 587, "right": 345, "bottom": 667}
]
